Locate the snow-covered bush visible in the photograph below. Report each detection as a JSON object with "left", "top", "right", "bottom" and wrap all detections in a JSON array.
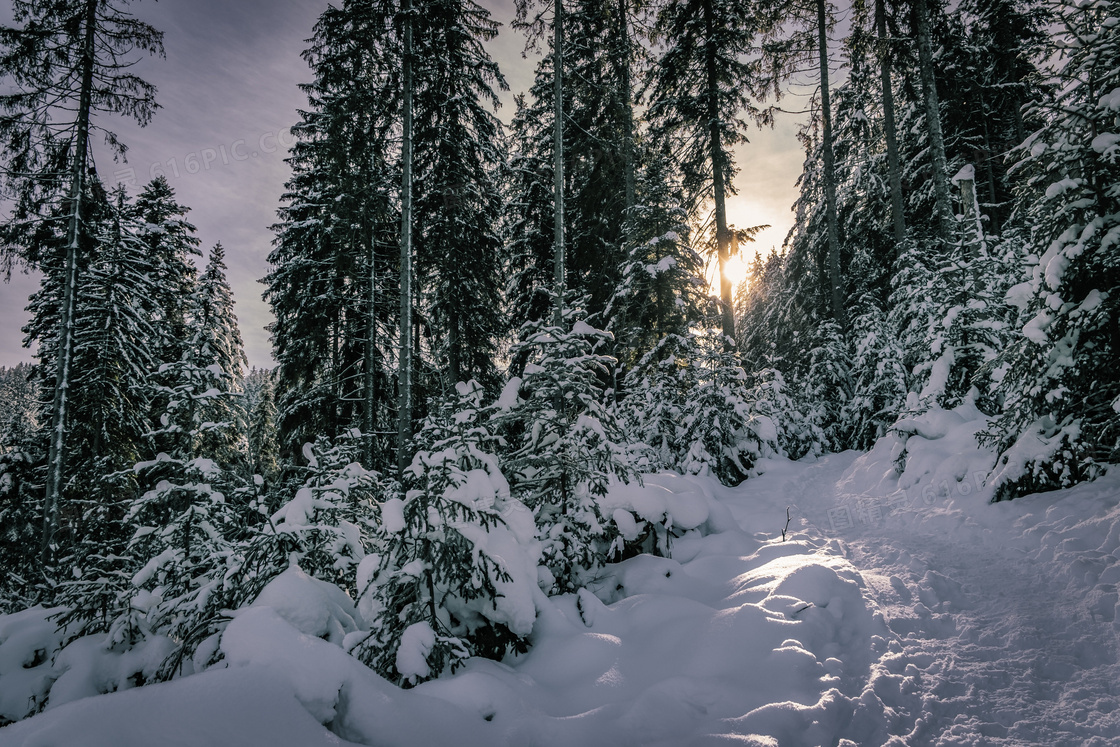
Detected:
[
  {"left": 676, "top": 330, "right": 777, "bottom": 485},
  {"left": 354, "top": 381, "right": 539, "bottom": 685},
  {"left": 621, "top": 330, "right": 784, "bottom": 483},
  {"left": 499, "top": 302, "right": 636, "bottom": 593},
  {"left": 843, "top": 296, "right": 909, "bottom": 451}
]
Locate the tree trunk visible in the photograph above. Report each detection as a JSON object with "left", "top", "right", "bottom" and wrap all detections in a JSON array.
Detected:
[
  {"left": 553, "top": 0, "right": 566, "bottom": 326},
  {"left": 817, "top": 0, "right": 844, "bottom": 328},
  {"left": 363, "top": 221, "right": 377, "bottom": 468},
  {"left": 913, "top": 0, "right": 952, "bottom": 239},
  {"left": 702, "top": 0, "right": 734, "bottom": 341},
  {"left": 616, "top": 0, "right": 636, "bottom": 214},
  {"left": 447, "top": 308, "right": 460, "bottom": 387},
  {"left": 42, "top": 0, "right": 97, "bottom": 564},
  {"left": 876, "top": 0, "right": 906, "bottom": 250},
  {"left": 397, "top": 0, "right": 414, "bottom": 478}
]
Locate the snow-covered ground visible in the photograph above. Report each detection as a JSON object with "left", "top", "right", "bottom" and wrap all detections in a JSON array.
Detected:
[{"left": 3, "top": 407, "right": 1119, "bottom": 746}]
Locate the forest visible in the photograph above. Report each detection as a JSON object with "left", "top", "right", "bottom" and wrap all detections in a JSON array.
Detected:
[{"left": 0, "top": 0, "right": 1118, "bottom": 738}]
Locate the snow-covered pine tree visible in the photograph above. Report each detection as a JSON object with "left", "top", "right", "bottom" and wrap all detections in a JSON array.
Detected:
[
  {"left": 265, "top": 0, "right": 401, "bottom": 462},
  {"left": 843, "top": 294, "right": 908, "bottom": 450},
  {"left": 265, "top": 434, "right": 385, "bottom": 595},
  {"left": 606, "top": 145, "right": 710, "bottom": 378},
  {"left": 188, "top": 244, "right": 247, "bottom": 470},
  {"left": 986, "top": 0, "right": 1120, "bottom": 499},
  {"left": 676, "top": 329, "right": 778, "bottom": 484},
  {"left": 618, "top": 334, "right": 701, "bottom": 473},
  {"left": 0, "top": 1, "right": 164, "bottom": 561},
  {"left": 355, "top": 381, "right": 539, "bottom": 685},
  {"left": 55, "top": 228, "right": 252, "bottom": 667},
  {"left": 801, "top": 320, "right": 852, "bottom": 450},
  {"left": 242, "top": 368, "right": 281, "bottom": 486},
  {"left": 133, "top": 178, "right": 201, "bottom": 365},
  {"left": 45, "top": 187, "right": 164, "bottom": 622},
  {"left": 69, "top": 187, "right": 159, "bottom": 474}
]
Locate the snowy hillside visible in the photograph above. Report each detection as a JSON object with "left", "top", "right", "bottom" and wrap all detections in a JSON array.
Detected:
[{"left": 3, "top": 406, "right": 1118, "bottom": 746}]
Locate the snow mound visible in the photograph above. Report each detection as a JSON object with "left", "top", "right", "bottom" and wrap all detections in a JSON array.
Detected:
[{"left": 249, "top": 562, "right": 362, "bottom": 645}]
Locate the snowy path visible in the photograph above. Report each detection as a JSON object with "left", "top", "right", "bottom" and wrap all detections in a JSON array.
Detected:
[{"left": 734, "top": 453, "right": 1120, "bottom": 746}]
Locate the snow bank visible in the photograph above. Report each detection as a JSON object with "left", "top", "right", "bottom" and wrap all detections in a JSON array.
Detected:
[
  {"left": 1, "top": 469, "right": 895, "bottom": 746},
  {"left": 0, "top": 607, "right": 64, "bottom": 723}
]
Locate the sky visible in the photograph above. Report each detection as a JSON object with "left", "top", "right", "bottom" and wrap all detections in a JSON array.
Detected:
[{"left": 0, "top": 0, "right": 806, "bottom": 370}]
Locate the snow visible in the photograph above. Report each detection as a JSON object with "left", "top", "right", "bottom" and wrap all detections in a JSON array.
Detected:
[
  {"left": 950, "top": 163, "right": 975, "bottom": 183},
  {"left": 1090, "top": 132, "right": 1119, "bottom": 154},
  {"left": 379, "top": 496, "right": 406, "bottom": 533},
  {"left": 495, "top": 376, "right": 522, "bottom": 410},
  {"left": 5, "top": 409, "right": 1120, "bottom": 744},
  {"left": 396, "top": 621, "right": 436, "bottom": 682},
  {"left": 248, "top": 563, "right": 362, "bottom": 645},
  {"left": 1044, "top": 177, "right": 1080, "bottom": 200}
]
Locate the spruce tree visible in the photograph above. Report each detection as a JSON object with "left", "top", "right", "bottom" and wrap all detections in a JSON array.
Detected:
[
  {"left": 412, "top": 0, "right": 508, "bottom": 391},
  {"left": 647, "top": 0, "right": 775, "bottom": 339},
  {"left": 265, "top": 0, "right": 401, "bottom": 462},
  {"left": 987, "top": 0, "right": 1120, "bottom": 498},
  {"left": 0, "top": 0, "right": 163, "bottom": 562}
]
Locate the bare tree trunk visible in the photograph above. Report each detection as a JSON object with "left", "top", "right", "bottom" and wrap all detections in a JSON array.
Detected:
[
  {"left": 617, "top": 0, "right": 635, "bottom": 213},
  {"left": 447, "top": 308, "right": 460, "bottom": 386},
  {"left": 363, "top": 223, "right": 377, "bottom": 468},
  {"left": 703, "top": 0, "right": 734, "bottom": 341},
  {"left": 876, "top": 0, "right": 906, "bottom": 251},
  {"left": 817, "top": 0, "right": 844, "bottom": 328},
  {"left": 913, "top": 0, "right": 952, "bottom": 239},
  {"left": 553, "top": 0, "right": 566, "bottom": 326},
  {"left": 42, "top": 0, "right": 97, "bottom": 565},
  {"left": 397, "top": 0, "right": 414, "bottom": 478}
]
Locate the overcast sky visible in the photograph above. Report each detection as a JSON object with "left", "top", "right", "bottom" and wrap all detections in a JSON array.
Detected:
[{"left": 0, "top": 0, "right": 804, "bottom": 370}]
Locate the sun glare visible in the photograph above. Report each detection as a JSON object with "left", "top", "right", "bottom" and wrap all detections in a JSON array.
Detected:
[{"left": 706, "top": 251, "right": 752, "bottom": 296}]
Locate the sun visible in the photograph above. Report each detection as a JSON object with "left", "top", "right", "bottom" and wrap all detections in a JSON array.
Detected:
[{"left": 706, "top": 251, "right": 752, "bottom": 296}]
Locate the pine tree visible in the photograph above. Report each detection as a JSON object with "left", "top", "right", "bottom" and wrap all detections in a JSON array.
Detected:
[
  {"left": 265, "top": 0, "right": 401, "bottom": 462},
  {"left": 356, "top": 381, "right": 537, "bottom": 685},
  {"left": 675, "top": 330, "right": 777, "bottom": 484},
  {"left": 606, "top": 145, "right": 710, "bottom": 377},
  {"left": 498, "top": 298, "right": 635, "bottom": 593},
  {"left": 242, "top": 368, "right": 281, "bottom": 485},
  {"left": 843, "top": 295, "right": 908, "bottom": 450},
  {"left": 505, "top": 91, "right": 557, "bottom": 328},
  {"left": 0, "top": 0, "right": 163, "bottom": 561},
  {"left": 801, "top": 320, "right": 852, "bottom": 449},
  {"left": 507, "top": 0, "right": 641, "bottom": 331},
  {"left": 647, "top": 0, "right": 775, "bottom": 339},
  {"left": 188, "top": 244, "right": 247, "bottom": 468},
  {"left": 69, "top": 187, "right": 158, "bottom": 472},
  {"left": 987, "top": 0, "right": 1120, "bottom": 499},
  {"left": 412, "top": 0, "right": 508, "bottom": 392}
]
